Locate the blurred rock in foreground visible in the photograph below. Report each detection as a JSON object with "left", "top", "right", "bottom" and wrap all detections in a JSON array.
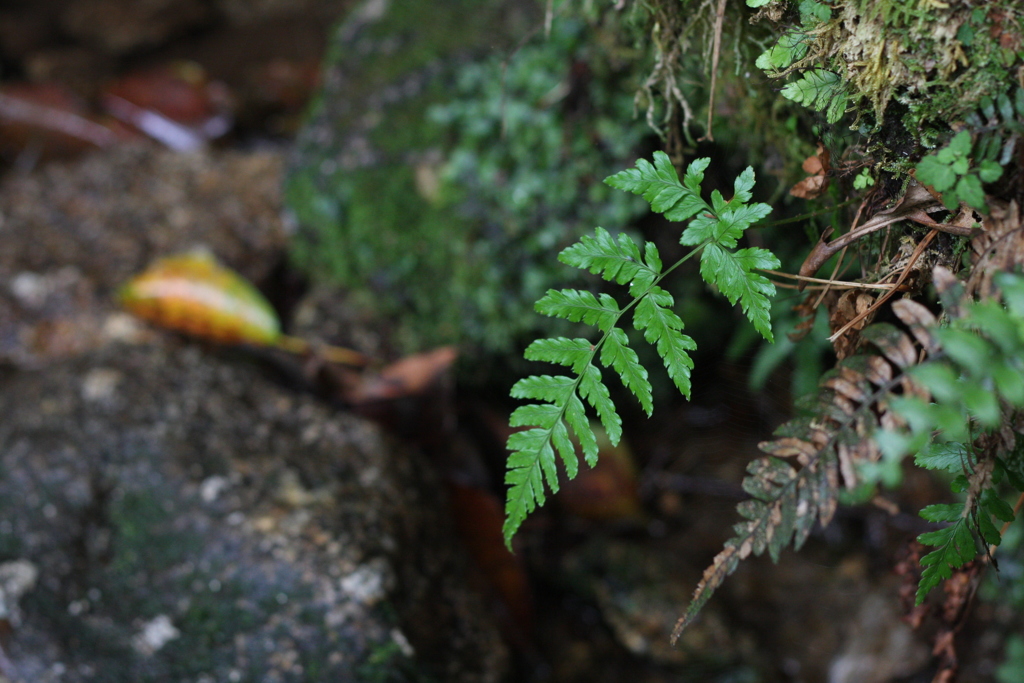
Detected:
[{"left": 0, "top": 143, "right": 507, "bottom": 682}]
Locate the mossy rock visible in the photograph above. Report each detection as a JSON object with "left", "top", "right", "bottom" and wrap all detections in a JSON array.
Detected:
[
  {"left": 0, "top": 341, "right": 507, "bottom": 683},
  {"left": 286, "top": 0, "right": 651, "bottom": 361}
]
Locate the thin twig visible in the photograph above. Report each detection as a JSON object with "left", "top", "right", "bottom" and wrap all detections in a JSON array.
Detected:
[
  {"left": 758, "top": 198, "right": 859, "bottom": 228},
  {"left": 0, "top": 92, "right": 120, "bottom": 148},
  {"left": 276, "top": 335, "right": 372, "bottom": 368},
  {"left": 699, "top": 0, "right": 727, "bottom": 142},
  {"left": 760, "top": 269, "right": 907, "bottom": 290}
]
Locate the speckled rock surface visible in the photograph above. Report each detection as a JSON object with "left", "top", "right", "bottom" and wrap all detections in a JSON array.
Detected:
[
  {"left": 0, "top": 341, "right": 506, "bottom": 682},
  {"left": 0, "top": 145, "right": 507, "bottom": 682}
]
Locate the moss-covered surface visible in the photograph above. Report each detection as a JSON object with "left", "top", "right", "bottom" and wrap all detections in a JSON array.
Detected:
[
  {"left": 286, "top": 0, "right": 654, "bottom": 359},
  {"left": 751, "top": 0, "right": 1024, "bottom": 173}
]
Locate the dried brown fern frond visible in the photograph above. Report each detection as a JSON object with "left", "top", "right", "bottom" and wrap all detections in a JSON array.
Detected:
[
  {"left": 968, "top": 200, "right": 1024, "bottom": 299},
  {"left": 673, "top": 299, "right": 936, "bottom": 639}
]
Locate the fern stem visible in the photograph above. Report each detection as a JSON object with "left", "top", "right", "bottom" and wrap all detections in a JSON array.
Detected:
[{"left": 757, "top": 198, "right": 858, "bottom": 227}]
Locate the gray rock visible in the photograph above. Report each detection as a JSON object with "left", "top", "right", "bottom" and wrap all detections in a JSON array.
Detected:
[
  {"left": 0, "top": 340, "right": 505, "bottom": 682},
  {"left": 0, "top": 145, "right": 507, "bottom": 682}
]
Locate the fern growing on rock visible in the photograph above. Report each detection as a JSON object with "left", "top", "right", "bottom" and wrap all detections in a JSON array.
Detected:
[{"left": 503, "top": 151, "right": 778, "bottom": 545}]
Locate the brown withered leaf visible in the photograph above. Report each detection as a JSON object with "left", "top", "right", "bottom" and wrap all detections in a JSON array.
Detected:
[
  {"left": 803, "top": 143, "right": 830, "bottom": 175},
  {"left": 789, "top": 143, "right": 831, "bottom": 199},
  {"left": 760, "top": 318, "right": 935, "bottom": 496},
  {"left": 861, "top": 323, "right": 921, "bottom": 369},
  {"left": 678, "top": 276, "right": 953, "bottom": 640},
  {"left": 830, "top": 291, "right": 876, "bottom": 359},
  {"left": 789, "top": 174, "right": 828, "bottom": 199},
  {"left": 823, "top": 375, "right": 869, "bottom": 402},
  {"left": 349, "top": 346, "right": 458, "bottom": 404},
  {"left": 891, "top": 299, "right": 939, "bottom": 353},
  {"left": 344, "top": 346, "right": 459, "bottom": 441},
  {"left": 968, "top": 200, "right": 1024, "bottom": 299}
]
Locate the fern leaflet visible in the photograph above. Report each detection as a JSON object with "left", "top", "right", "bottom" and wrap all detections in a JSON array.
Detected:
[{"left": 504, "top": 152, "right": 777, "bottom": 547}]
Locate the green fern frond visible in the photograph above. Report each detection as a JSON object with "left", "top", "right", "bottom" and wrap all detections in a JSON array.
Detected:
[
  {"left": 916, "top": 515, "right": 977, "bottom": 602},
  {"left": 504, "top": 152, "right": 777, "bottom": 547},
  {"left": 780, "top": 69, "right": 848, "bottom": 123}
]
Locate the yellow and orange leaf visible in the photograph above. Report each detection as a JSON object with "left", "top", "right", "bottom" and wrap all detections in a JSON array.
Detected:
[{"left": 118, "top": 251, "right": 282, "bottom": 346}]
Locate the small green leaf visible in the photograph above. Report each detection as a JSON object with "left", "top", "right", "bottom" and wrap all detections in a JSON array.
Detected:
[
  {"left": 781, "top": 70, "right": 847, "bottom": 122},
  {"left": 700, "top": 245, "right": 780, "bottom": 341},
  {"left": 919, "top": 503, "right": 963, "bottom": 523},
  {"left": 524, "top": 337, "right": 593, "bottom": 371},
  {"left": 997, "top": 92, "right": 1015, "bottom": 122},
  {"left": 935, "top": 327, "right": 993, "bottom": 370},
  {"left": 798, "top": 0, "right": 831, "bottom": 23},
  {"left": 550, "top": 420, "right": 578, "bottom": 479},
  {"left": 559, "top": 227, "right": 645, "bottom": 285},
  {"left": 510, "top": 374, "right": 576, "bottom": 402},
  {"left": 910, "top": 363, "right": 960, "bottom": 403},
  {"left": 978, "top": 512, "right": 1002, "bottom": 545},
  {"left": 756, "top": 32, "right": 810, "bottom": 72},
  {"left": 578, "top": 364, "right": 621, "bottom": 449},
  {"left": 853, "top": 168, "right": 875, "bottom": 189},
  {"left": 731, "top": 167, "right": 757, "bottom": 205},
  {"left": 564, "top": 392, "right": 597, "bottom": 465},
  {"left": 510, "top": 403, "right": 562, "bottom": 429},
  {"left": 949, "top": 130, "right": 973, "bottom": 156},
  {"left": 982, "top": 491, "right": 1016, "bottom": 523},
  {"left": 956, "top": 174, "right": 986, "bottom": 209},
  {"left": 994, "top": 363, "right": 1024, "bottom": 406},
  {"left": 915, "top": 442, "right": 971, "bottom": 473},
  {"left": 916, "top": 155, "right": 957, "bottom": 192},
  {"left": 605, "top": 152, "right": 707, "bottom": 222},
  {"left": 977, "top": 159, "right": 1004, "bottom": 183},
  {"left": 633, "top": 291, "right": 696, "bottom": 398},
  {"left": 961, "top": 380, "right": 1001, "bottom": 427}
]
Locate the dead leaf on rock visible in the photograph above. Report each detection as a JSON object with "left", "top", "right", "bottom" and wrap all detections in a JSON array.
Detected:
[
  {"left": 347, "top": 346, "right": 459, "bottom": 441},
  {"left": 349, "top": 346, "right": 459, "bottom": 404}
]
